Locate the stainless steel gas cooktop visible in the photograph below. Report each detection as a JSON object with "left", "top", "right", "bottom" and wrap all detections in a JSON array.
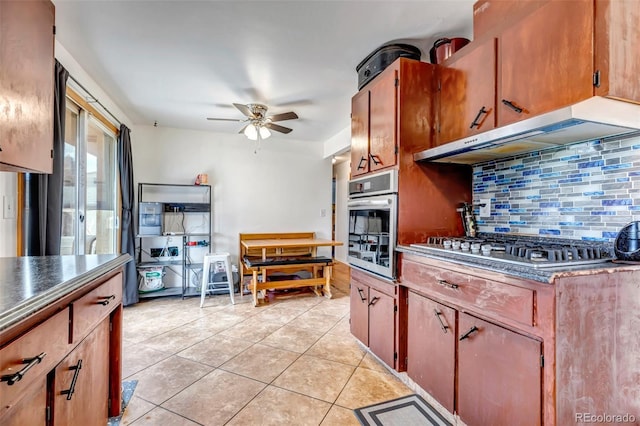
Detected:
[{"left": 409, "top": 236, "right": 614, "bottom": 269}]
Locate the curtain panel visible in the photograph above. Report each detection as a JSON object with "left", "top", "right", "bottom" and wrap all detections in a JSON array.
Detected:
[{"left": 118, "top": 125, "right": 138, "bottom": 305}]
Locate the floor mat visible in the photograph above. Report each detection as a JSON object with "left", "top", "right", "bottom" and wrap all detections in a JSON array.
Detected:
[
  {"left": 354, "top": 394, "right": 452, "bottom": 426},
  {"left": 106, "top": 380, "right": 138, "bottom": 426}
]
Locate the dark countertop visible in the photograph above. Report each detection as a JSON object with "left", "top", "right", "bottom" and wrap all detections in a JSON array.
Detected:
[
  {"left": 397, "top": 245, "right": 637, "bottom": 283},
  {"left": 0, "top": 254, "right": 131, "bottom": 332}
]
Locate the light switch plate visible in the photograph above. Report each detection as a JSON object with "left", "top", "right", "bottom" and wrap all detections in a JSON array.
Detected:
[
  {"left": 3, "top": 195, "right": 16, "bottom": 219},
  {"left": 479, "top": 198, "right": 491, "bottom": 218}
]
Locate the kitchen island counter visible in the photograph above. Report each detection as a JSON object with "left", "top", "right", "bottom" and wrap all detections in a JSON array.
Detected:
[
  {"left": 0, "top": 254, "right": 130, "bottom": 423},
  {"left": 0, "top": 254, "right": 130, "bottom": 333}
]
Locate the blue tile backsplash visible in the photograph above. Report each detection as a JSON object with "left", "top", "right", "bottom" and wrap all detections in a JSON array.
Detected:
[{"left": 472, "top": 136, "right": 640, "bottom": 242}]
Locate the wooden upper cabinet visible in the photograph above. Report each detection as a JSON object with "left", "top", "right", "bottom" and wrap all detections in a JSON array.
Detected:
[
  {"left": 350, "top": 57, "right": 435, "bottom": 177},
  {"left": 438, "top": 38, "right": 497, "bottom": 146},
  {"left": 0, "top": 0, "right": 55, "bottom": 173},
  {"left": 368, "top": 70, "right": 398, "bottom": 173},
  {"left": 594, "top": 0, "right": 640, "bottom": 103},
  {"left": 350, "top": 90, "right": 370, "bottom": 177},
  {"left": 350, "top": 65, "right": 398, "bottom": 178},
  {"left": 498, "top": 0, "right": 594, "bottom": 126}
]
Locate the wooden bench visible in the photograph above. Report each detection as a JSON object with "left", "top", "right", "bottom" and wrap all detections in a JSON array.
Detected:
[
  {"left": 243, "top": 255, "right": 333, "bottom": 306},
  {"left": 239, "top": 233, "right": 337, "bottom": 306},
  {"left": 239, "top": 232, "right": 316, "bottom": 283}
]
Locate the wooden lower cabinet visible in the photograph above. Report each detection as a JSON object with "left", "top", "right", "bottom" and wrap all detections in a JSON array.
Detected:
[
  {"left": 350, "top": 280, "right": 369, "bottom": 346},
  {"left": 0, "top": 271, "right": 123, "bottom": 425},
  {"left": 350, "top": 269, "right": 402, "bottom": 370},
  {"left": 406, "top": 292, "right": 542, "bottom": 425},
  {"left": 457, "top": 313, "right": 541, "bottom": 426},
  {"left": 3, "top": 376, "right": 47, "bottom": 426},
  {"left": 407, "top": 292, "right": 455, "bottom": 412},
  {"left": 53, "top": 319, "right": 110, "bottom": 425},
  {"left": 367, "top": 288, "right": 395, "bottom": 368}
]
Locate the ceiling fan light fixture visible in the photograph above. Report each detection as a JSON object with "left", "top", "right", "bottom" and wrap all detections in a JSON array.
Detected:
[
  {"left": 244, "top": 123, "right": 258, "bottom": 140},
  {"left": 259, "top": 125, "right": 271, "bottom": 139}
]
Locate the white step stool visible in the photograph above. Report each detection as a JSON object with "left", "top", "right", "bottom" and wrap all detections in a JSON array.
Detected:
[{"left": 200, "top": 253, "right": 235, "bottom": 307}]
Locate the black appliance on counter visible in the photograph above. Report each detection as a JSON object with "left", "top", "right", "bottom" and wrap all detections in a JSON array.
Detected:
[
  {"left": 348, "top": 170, "right": 398, "bottom": 279},
  {"left": 411, "top": 235, "right": 614, "bottom": 269},
  {"left": 614, "top": 221, "right": 640, "bottom": 261}
]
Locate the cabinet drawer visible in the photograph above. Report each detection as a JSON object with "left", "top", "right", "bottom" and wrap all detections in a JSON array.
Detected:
[
  {"left": 71, "top": 273, "right": 122, "bottom": 343},
  {"left": 351, "top": 268, "right": 395, "bottom": 298},
  {"left": 402, "top": 259, "right": 534, "bottom": 326},
  {"left": 0, "top": 307, "right": 70, "bottom": 420}
]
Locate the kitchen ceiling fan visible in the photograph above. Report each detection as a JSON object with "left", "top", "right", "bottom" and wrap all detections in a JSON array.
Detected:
[{"left": 207, "top": 103, "right": 298, "bottom": 140}]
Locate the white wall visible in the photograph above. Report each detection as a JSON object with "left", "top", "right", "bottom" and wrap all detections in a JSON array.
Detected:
[
  {"left": 324, "top": 126, "right": 350, "bottom": 159},
  {"left": 132, "top": 125, "right": 333, "bottom": 265},
  {"left": 55, "top": 42, "right": 133, "bottom": 128},
  {"left": 333, "top": 159, "right": 350, "bottom": 263}
]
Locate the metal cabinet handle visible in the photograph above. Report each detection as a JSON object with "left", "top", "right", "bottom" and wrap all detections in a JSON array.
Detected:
[
  {"left": 437, "top": 279, "right": 459, "bottom": 290},
  {"left": 459, "top": 325, "right": 479, "bottom": 341},
  {"left": 357, "top": 156, "right": 367, "bottom": 170},
  {"left": 97, "top": 295, "right": 116, "bottom": 306},
  {"left": 1, "top": 352, "right": 46, "bottom": 386},
  {"left": 357, "top": 287, "right": 366, "bottom": 302},
  {"left": 369, "top": 153, "right": 382, "bottom": 166},
  {"left": 434, "top": 309, "right": 448, "bottom": 334},
  {"left": 61, "top": 359, "right": 83, "bottom": 400},
  {"left": 470, "top": 106, "right": 488, "bottom": 128},
  {"left": 501, "top": 99, "right": 523, "bottom": 113},
  {"left": 368, "top": 296, "right": 380, "bottom": 306}
]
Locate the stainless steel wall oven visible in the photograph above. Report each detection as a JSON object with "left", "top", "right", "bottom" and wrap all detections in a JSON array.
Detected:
[{"left": 347, "top": 170, "right": 398, "bottom": 279}]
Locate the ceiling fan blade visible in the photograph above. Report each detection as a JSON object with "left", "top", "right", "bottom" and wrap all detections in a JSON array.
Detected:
[
  {"left": 268, "top": 111, "right": 298, "bottom": 122},
  {"left": 265, "top": 122, "right": 293, "bottom": 134},
  {"left": 233, "top": 103, "right": 255, "bottom": 118},
  {"left": 207, "top": 117, "right": 245, "bottom": 122}
]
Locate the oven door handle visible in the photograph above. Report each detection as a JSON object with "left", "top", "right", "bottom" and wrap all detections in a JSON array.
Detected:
[{"left": 348, "top": 199, "right": 392, "bottom": 207}]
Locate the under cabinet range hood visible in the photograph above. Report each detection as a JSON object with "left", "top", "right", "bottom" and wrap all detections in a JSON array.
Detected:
[{"left": 414, "top": 97, "right": 640, "bottom": 164}]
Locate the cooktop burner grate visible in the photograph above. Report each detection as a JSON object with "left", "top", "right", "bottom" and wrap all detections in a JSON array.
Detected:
[{"left": 413, "top": 236, "right": 613, "bottom": 269}]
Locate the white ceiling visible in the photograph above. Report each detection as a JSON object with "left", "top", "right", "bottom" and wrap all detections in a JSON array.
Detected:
[{"left": 53, "top": 0, "right": 474, "bottom": 143}]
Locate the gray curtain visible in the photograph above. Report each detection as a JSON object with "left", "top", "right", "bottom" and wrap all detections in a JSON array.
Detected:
[
  {"left": 118, "top": 124, "right": 138, "bottom": 305},
  {"left": 24, "top": 60, "right": 68, "bottom": 256}
]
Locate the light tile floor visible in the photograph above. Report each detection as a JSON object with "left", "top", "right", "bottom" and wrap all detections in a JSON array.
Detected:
[{"left": 120, "top": 286, "right": 412, "bottom": 425}]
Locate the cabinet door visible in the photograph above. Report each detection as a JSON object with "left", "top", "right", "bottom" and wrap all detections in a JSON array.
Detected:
[
  {"left": 406, "top": 292, "right": 455, "bottom": 412},
  {"left": 438, "top": 39, "right": 497, "bottom": 145},
  {"left": 350, "top": 282, "right": 369, "bottom": 346},
  {"left": 1, "top": 376, "right": 47, "bottom": 426},
  {"left": 350, "top": 89, "right": 370, "bottom": 177},
  {"left": 369, "top": 69, "right": 397, "bottom": 172},
  {"left": 0, "top": 0, "right": 55, "bottom": 173},
  {"left": 368, "top": 288, "right": 395, "bottom": 368},
  {"left": 457, "top": 313, "right": 541, "bottom": 426},
  {"left": 499, "top": 0, "right": 593, "bottom": 126},
  {"left": 53, "top": 319, "right": 110, "bottom": 425}
]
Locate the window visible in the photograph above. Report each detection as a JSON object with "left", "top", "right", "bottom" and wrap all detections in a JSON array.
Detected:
[{"left": 61, "top": 97, "right": 118, "bottom": 254}]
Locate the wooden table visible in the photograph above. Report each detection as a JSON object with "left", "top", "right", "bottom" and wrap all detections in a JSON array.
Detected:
[
  {"left": 240, "top": 238, "right": 343, "bottom": 306},
  {"left": 241, "top": 238, "right": 342, "bottom": 260}
]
